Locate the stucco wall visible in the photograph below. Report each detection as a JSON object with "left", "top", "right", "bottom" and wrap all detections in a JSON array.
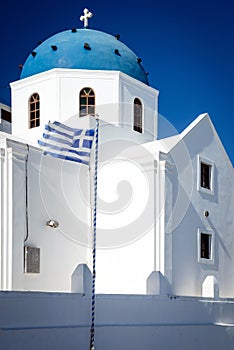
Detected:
[
  {"left": 166, "top": 116, "right": 234, "bottom": 297},
  {"left": 0, "top": 291, "right": 234, "bottom": 350},
  {"left": 10, "top": 69, "right": 158, "bottom": 146},
  {"left": 4, "top": 141, "right": 90, "bottom": 292}
]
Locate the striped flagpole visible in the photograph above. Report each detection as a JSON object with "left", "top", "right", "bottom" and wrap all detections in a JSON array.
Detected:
[{"left": 89, "top": 116, "right": 99, "bottom": 350}]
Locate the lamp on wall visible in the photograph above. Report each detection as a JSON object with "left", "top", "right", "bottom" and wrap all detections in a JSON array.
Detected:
[{"left": 46, "top": 220, "right": 59, "bottom": 228}]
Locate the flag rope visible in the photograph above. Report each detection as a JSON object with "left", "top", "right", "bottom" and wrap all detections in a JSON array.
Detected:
[{"left": 89, "top": 117, "right": 99, "bottom": 350}]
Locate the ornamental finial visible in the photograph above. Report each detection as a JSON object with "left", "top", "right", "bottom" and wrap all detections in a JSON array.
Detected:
[{"left": 80, "top": 8, "right": 93, "bottom": 28}]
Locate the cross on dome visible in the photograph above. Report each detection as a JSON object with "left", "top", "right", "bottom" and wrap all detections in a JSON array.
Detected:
[{"left": 80, "top": 8, "right": 93, "bottom": 28}]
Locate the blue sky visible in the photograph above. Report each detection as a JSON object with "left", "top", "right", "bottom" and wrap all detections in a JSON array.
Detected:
[{"left": 0, "top": 0, "right": 233, "bottom": 163}]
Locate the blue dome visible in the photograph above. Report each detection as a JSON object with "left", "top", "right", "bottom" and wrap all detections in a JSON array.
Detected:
[{"left": 20, "top": 28, "right": 149, "bottom": 85}]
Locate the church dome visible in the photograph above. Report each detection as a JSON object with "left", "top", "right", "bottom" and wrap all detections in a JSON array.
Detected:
[{"left": 20, "top": 28, "right": 149, "bottom": 85}]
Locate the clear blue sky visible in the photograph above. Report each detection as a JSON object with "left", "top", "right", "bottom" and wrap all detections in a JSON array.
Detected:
[{"left": 0, "top": 0, "right": 233, "bottom": 163}]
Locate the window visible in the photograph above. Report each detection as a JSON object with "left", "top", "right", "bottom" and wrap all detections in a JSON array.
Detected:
[
  {"left": 198, "top": 229, "right": 214, "bottom": 263},
  {"left": 79, "top": 88, "right": 95, "bottom": 117},
  {"left": 133, "top": 98, "right": 142, "bottom": 133},
  {"left": 200, "top": 233, "right": 211, "bottom": 259},
  {"left": 29, "top": 93, "right": 40, "bottom": 128},
  {"left": 201, "top": 162, "right": 211, "bottom": 189},
  {"left": 197, "top": 156, "right": 214, "bottom": 194},
  {"left": 1, "top": 108, "right": 11, "bottom": 123}
]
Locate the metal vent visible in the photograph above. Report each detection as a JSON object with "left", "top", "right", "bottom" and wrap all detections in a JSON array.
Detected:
[{"left": 24, "top": 246, "right": 40, "bottom": 274}]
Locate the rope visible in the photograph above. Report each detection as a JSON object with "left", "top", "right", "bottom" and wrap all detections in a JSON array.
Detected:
[{"left": 89, "top": 117, "right": 99, "bottom": 350}]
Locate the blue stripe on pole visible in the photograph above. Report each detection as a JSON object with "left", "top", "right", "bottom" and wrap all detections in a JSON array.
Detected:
[{"left": 38, "top": 121, "right": 95, "bottom": 165}]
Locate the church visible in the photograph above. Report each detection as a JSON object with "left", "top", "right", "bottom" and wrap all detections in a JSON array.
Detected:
[{"left": 0, "top": 9, "right": 234, "bottom": 349}]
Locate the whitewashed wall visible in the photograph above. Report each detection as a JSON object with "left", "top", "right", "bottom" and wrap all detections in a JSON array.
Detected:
[
  {"left": 0, "top": 132, "right": 159, "bottom": 294},
  {"left": 1, "top": 291, "right": 234, "bottom": 349},
  {"left": 0, "top": 138, "right": 91, "bottom": 292},
  {"left": 7, "top": 67, "right": 234, "bottom": 297},
  {"left": 163, "top": 115, "right": 234, "bottom": 297},
  {"left": 10, "top": 68, "right": 158, "bottom": 146},
  {"left": 119, "top": 73, "right": 158, "bottom": 141}
]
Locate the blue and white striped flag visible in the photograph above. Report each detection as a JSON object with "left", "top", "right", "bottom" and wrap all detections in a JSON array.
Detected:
[{"left": 38, "top": 121, "right": 95, "bottom": 165}]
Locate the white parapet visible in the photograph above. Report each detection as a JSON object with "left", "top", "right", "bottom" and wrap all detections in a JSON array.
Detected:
[
  {"left": 71, "top": 263, "right": 92, "bottom": 294},
  {"left": 146, "top": 271, "right": 171, "bottom": 296}
]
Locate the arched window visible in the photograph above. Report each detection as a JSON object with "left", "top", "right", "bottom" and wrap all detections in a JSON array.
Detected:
[
  {"left": 79, "top": 87, "right": 95, "bottom": 117},
  {"left": 133, "top": 98, "right": 142, "bottom": 133},
  {"left": 29, "top": 93, "right": 40, "bottom": 128}
]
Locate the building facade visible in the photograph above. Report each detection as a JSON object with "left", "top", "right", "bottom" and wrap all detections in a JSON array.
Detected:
[{"left": 0, "top": 13, "right": 233, "bottom": 300}]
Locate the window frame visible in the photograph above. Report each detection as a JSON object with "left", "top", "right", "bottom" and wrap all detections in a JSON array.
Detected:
[
  {"left": 197, "top": 228, "right": 214, "bottom": 264},
  {"left": 197, "top": 155, "right": 214, "bottom": 195},
  {"left": 133, "top": 97, "right": 143, "bottom": 134},
  {"left": 79, "top": 87, "right": 95, "bottom": 117},
  {"left": 29, "top": 93, "right": 40, "bottom": 129}
]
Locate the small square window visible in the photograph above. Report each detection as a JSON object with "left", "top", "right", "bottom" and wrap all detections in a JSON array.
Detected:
[
  {"left": 198, "top": 229, "right": 214, "bottom": 264},
  {"left": 1, "top": 108, "right": 11, "bottom": 123},
  {"left": 200, "top": 162, "right": 211, "bottom": 190},
  {"left": 197, "top": 156, "right": 214, "bottom": 194},
  {"left": 200, "top": 233, "right": 211, "bottom": 259}
]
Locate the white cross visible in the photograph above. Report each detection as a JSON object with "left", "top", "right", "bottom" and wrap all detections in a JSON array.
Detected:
[{"left": 80, "top": 8, "right": 93, "bottom": 28}]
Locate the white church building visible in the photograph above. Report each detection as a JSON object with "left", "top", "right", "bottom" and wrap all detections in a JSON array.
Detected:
[{"left": 0, "top": 9, "right": 234, "bottom": 350}]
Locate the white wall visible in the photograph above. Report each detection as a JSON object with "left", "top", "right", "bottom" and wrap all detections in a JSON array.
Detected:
[
  {"left": 119, "top": 73, "right": 158, "bottom": 141},
  {"left": 93, "top": 138, "right": 157, "bottom": 294},
  {"left": 9, "top": 67, "right": 234, "bottom": 297},
  {"left": 164, "top": 115, "right": 234, "bottom": 297},
  {"left": 11, "top": 73, "right": 58, "bottom": 143},
  {"left": 1, "top": 127, "right": 160, "bottom": 294},
  {"left": 1, "top": 291, "right": 234, "bottom": 349},
  {"left": 2, "top": 112, "right": 234, "bottom": 297},
  {"left": 10, "top": 69, "right": 158, "bottom": 146},
  {"left": 8, "top": 67, "right": 160, "bottom": 294},
  {"left": 1, "top": 139, "right": 90, "bottom": 292}
]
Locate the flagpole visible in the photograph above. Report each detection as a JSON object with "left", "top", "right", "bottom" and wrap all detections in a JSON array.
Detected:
[{"left": 89, "top": 116, "right": 99, "bottom": 350}]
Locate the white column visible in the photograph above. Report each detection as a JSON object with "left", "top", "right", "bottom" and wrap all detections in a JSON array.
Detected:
[
  {"left": 0, "top": 147, "right": 3, "bottom": 289},
  {"left": 6, "top": 147, "right": 13, "bottom": 290},
  {"left": 0, "top": 142, "right": 13, "bottom": 290},
  {"left": 158, "top": 160, "right": 166, "bottom": 275}
]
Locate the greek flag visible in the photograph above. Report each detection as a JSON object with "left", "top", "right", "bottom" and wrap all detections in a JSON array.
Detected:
[{"left": 38, "top": 121, "right": 95, "bottom": 165}]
